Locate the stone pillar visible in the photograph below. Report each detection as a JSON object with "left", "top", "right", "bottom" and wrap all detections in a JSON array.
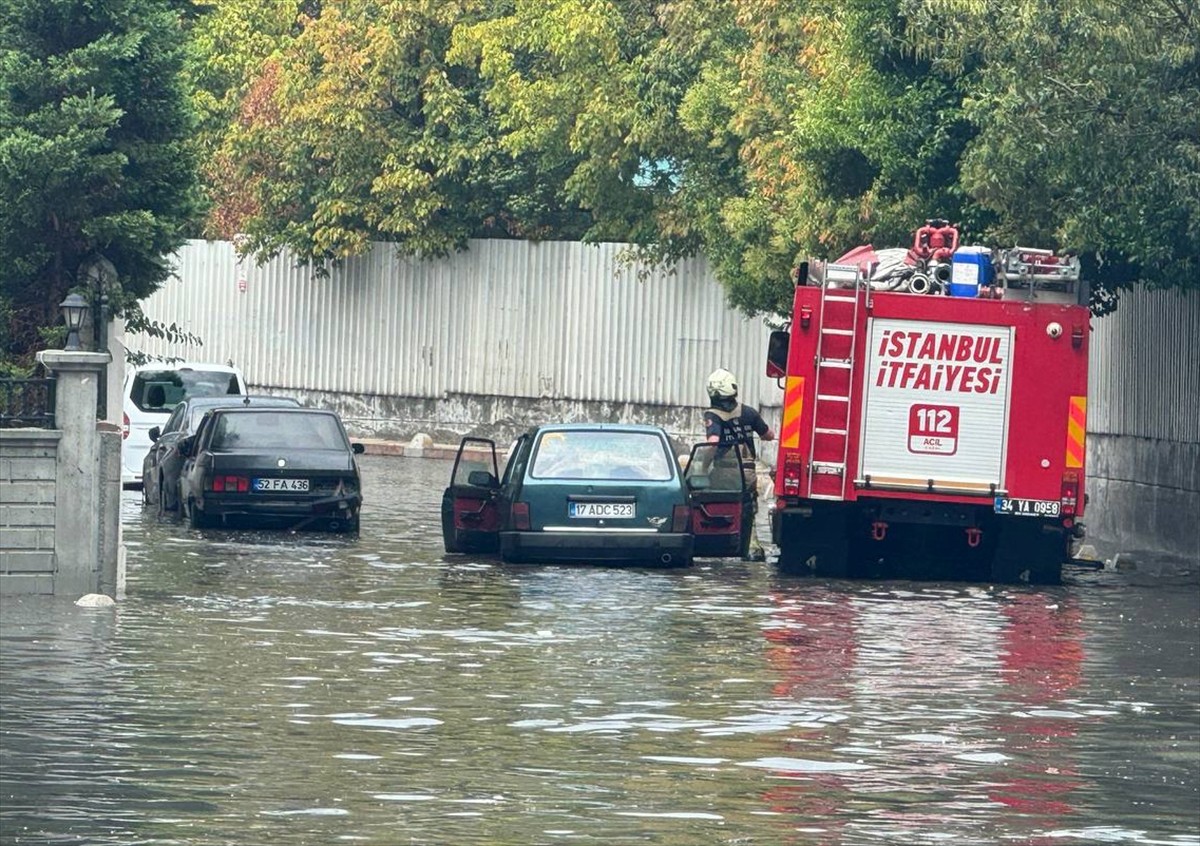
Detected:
[
  {"left": 37, "top": 350, "right": 112, "bottom": 597},
  {"left": 104, "top": 319, "right": 125, "bottom": 428}
]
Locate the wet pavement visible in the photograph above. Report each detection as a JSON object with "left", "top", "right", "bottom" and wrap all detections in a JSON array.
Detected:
[{"left": 1, "top": 454, "right": 1197, "bottom": 845}]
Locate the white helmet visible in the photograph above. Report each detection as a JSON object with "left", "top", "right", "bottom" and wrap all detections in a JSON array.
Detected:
[{"left": 706, "top": 368, "right": 738, "bottom": 400}]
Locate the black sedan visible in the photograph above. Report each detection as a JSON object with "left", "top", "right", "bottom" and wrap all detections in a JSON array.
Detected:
[
  {"left": 142, "top": 395, "right": 300, "bottom": 514},
  {"left": 177, "top": 407, "right": 364, "bottom": 532}
]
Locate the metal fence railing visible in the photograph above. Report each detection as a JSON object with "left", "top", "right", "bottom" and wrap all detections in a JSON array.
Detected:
[{"left": 0, "top": 377, "right": 56, "bottom": 429}]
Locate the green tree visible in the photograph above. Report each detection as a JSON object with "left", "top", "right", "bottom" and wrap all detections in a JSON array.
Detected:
[
  {"left": 202, "top": 0, "right": 593, "bottom": 267},
  {"left": 910, "top": 0, "right": 1199, "bottom": 300},
  {"left": 0, "top": 0, "right": 202, "bottom": 369}
]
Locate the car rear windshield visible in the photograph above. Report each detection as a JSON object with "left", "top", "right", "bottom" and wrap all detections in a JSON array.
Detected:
[
  {"left": 186, "top": 398, "right": 298, "bottom": 432},
  {"left": 131, "top": 369, "right": 240, "bottom": 413},
  {"left": 209, "top": 412, "right": 348, "bottom": 451},
  {"left": 531, "top": 430, "right": 674, "bottom": 481}
]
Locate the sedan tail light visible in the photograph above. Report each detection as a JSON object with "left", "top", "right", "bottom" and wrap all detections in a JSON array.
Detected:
[
  {"left": 671, "top": 505, "right": 690, "bottom": 533},
  {"left": 511, "top": 501, "right": 531, "bottom": 530},
  {"left": 212, "top": 475, "right": 249, "bottom": 493}
]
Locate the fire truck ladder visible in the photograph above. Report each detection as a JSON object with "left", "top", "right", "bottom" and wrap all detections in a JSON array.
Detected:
[{"left": 806, "top": 265, "right": 863, "bottom": 500}]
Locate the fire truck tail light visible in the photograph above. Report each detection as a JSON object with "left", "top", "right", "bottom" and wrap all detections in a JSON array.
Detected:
[
  {"left": 511, "top": 502, "right": 531, "bottom": 530},
  {"left": 1060, "top": 471, "right": 1080, "bottom": 517},
  {"left": 782, "top": 453, "right": 803, "bottom": 495}
]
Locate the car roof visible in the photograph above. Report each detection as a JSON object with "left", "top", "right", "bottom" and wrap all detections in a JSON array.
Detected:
[
  {"left": 184, "top": 395, "right": 298, "bottom": 410},
  {"left": 532, "top": 423, "right": 669, "bottom": 435},
  {"left": 210, "top": 407, "right": 337, "bottom": 416},
  {"left": 130, "top": 361, "right": 241, "bottom": 375}
]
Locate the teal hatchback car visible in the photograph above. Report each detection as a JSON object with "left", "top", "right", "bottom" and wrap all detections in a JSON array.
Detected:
[{"left": 441, "top": 423, "right": 755, "bottom": 567}]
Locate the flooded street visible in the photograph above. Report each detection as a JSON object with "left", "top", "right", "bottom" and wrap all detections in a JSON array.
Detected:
[{"left": 2, "top": 454, "right": 1197, "bottom": 845}]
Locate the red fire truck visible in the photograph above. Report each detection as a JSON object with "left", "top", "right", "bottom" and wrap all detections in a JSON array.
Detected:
[{"left": 766, "top": 223, "right": 1090, "bottom": 583}]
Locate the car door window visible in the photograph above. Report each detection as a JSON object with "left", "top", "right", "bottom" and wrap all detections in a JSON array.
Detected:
[
  {"left": 162, "top": 404, "right": 186, "bottom": 435},
  {"left": 500, "top": 435, "right": 529, "bottom": 486}
]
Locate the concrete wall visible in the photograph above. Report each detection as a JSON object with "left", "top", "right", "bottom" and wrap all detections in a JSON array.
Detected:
[
  {"left": 0, "top": 429, "right": 61, "bottom": 594},
  {"left": 1084, "top": 288, "right": 1200, "bottom": 568},
  {"left": 1086, "top": 434, "right": 1199, "bottom": 566},
  {"left": 0, "top": 351, "right": 123, "bottom": 597}
]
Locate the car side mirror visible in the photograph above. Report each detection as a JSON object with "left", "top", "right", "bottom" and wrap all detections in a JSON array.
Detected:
[
  {"left": 467, "top": 470, "right": 499, "bottom": 488},
  {"left": 352, "top": 443, "right": 366, "bottom": 454},
  {"left": 177, "top": 435, "right": 195, "bottom": 457},
  {"left": 148, "top": 426, "right": 161, "bottom": 442},
  {"left": 766, "top": 330, "right": 790, "bottom": 379}
]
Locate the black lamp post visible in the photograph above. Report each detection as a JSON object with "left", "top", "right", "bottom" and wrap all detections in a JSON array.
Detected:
[{"left": 60, "top": 293, "right": 89, "bottom": 351}]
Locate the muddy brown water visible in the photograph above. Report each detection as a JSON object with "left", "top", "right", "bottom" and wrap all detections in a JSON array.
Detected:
[{"left": 1, "top": 455, "right": 1197, "bottom": 845}]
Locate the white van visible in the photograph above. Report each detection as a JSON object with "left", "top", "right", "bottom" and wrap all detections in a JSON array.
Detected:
[{"left": 122, "top": 362, "right": 247, "bottom": 487}]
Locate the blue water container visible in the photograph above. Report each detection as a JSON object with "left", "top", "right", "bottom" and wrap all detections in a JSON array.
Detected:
[{"left": 949, "top": 246, "right": 993, "bottom": 297}]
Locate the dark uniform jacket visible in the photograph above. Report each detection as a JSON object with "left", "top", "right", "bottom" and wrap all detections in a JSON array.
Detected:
[{"left": 703, "top": 403, "right": 770, "bottom": 459}]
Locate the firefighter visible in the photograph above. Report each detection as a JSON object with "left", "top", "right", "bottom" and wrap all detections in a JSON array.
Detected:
[{"left": 703, "top": 368, "right": 776, "bottom": 561}]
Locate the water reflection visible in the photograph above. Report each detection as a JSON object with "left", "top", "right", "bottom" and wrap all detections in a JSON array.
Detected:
[{"left": 0, "top": 455, "right": 1196, "bottom": 845}]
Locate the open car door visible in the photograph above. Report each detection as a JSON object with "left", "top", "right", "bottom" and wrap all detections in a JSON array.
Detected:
[
  {"left": 441, "top": 438, "right": 502, "bottom": 554},
  {"left": 684, "top": 442, "right": 755, "bottom": 558}
]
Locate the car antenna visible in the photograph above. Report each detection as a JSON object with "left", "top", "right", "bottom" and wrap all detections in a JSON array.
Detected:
[{"left": 243, "top": 396, "right": 250, "bottom": 406}]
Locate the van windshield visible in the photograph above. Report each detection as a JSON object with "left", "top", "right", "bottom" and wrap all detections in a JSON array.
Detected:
[{"left": 130, "top": 369, "right": 240, "bottom": 413}]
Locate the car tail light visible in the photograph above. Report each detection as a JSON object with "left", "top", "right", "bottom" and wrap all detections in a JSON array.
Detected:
[
  {"left": 122, "top": 412, "right": 130, "bottom": 439},
  {"left": 671, "top": 505, "right": 690, "bottom": 533},
  {"left": 1060, "top": 471, "right": 1080, "bottom": 517},
  {"left": 511, "top": 502, "right": 531, "bottom": 530},
  {"left": 782, "top": 452, "right": 803, "bottom": 495},
  {"left": 212, "top": 475, "right": 249, "bottom": 493}
]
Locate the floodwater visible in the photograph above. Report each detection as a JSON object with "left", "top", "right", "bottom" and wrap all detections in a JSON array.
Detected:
[{"left": 1, "top": 455, "right": 1197, "bottom": 846}]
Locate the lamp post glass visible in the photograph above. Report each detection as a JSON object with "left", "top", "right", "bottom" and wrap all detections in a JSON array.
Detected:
[{"left": 60, "top": 293, "right": 90, "bottom": 351}]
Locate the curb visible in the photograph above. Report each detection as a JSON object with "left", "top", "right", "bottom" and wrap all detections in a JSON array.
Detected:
[{"left": 353, "top": 438, "right": 490, "bottom": 461}]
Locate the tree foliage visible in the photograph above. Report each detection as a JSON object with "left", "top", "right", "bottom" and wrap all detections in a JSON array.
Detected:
[
  {"left": 8, "top": 0, "right": 1187, "bottom": 346},
  {"left": 0, "top": 0, "right": 202, "bottom": 367},
  {"left": 195, "top": 0, "right": 595, "bottom": 267}
]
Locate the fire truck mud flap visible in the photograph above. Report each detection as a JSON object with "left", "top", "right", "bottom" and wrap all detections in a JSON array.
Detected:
[
  {"left": 774, "top": 504, "right": 850, "bottom": 578},
  {"left": 990, "top": 520, "right": 1068, "bottom": 585}
]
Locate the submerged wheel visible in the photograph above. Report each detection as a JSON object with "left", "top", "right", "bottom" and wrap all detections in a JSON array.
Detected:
[{"left": 186, "top": 498, "right": 215, "bottom": 530}]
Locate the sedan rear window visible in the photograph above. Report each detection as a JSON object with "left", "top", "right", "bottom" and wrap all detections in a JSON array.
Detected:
[
  {"left": 130, "top": 369, "right": 240, "bottom": 412},
  {"left": 210, "top": 412, "right": 348, "bottom": 451},
  {"left": 531, "top": 430, "right": 673, "bottom": 481}
]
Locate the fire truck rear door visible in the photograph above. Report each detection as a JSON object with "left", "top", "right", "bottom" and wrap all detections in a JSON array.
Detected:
[{"left": 857, "top": 318, "right": 1013, "bottom": 495}]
